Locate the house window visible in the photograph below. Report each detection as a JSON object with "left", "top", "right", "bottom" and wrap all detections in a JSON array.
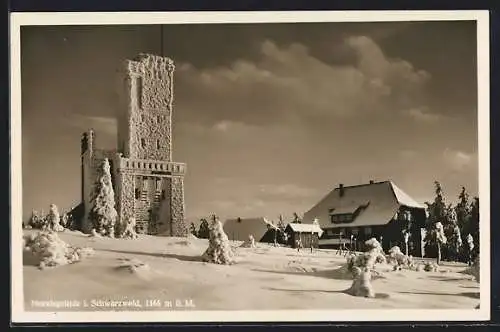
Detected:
[
  {"left": 141, "top": 138, "right": 146, "bottom": 148},
  {"left": 331, "top": 213, "right": 354, "bottom": 224},
  {"left": 364, "top": 227, "right": 372, "bottom": 236}
]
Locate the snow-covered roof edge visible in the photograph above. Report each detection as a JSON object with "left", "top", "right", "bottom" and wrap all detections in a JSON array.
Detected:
[{"left": 390, "top": 181, "right": 426, "bottom": 209}]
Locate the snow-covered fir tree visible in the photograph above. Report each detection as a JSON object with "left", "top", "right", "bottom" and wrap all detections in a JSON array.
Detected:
[
  {"left": 428, "top": 222, "right": 447, "bottom": 265},
  {"left": 202, "top": 214, "right": 235, "bottom": 264},
  {"left": 88, "top": 158, "right": 118, "bottom": 237}
]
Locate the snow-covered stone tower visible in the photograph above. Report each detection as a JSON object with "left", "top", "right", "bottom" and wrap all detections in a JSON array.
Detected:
[{"left": 80, "top": 54, "right": 188, "bottom": 237}]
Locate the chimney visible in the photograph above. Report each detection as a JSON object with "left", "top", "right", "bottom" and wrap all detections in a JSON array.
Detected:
[
  {"left": 339, "top": 184, "right": 345, "bottom": 197},
  {"left": 369, "top": 180, "right": 374, "bottom": 184}
]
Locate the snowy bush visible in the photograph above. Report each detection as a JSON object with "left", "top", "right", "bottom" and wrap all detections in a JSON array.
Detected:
[
  {"left": 28, "top": 210, "right": 45, "bottom": 229},
  {"left": 120, "top": 217, "right": 139, "bottom": 239},
  {"left": 202, "top": 214, "right": 235, "bottom": 265},
  {"left": 23, "top": 231, "right": 94, "bottom": 269},
  {"left": 240, "top": 234, "right": 256, "bottom": 248},
  {"left": 88, "top": 158, "right": 118, "bottom": 237},
  {"left": 345, "top": 238, "right": 386, "bottom": 298},
  {"left": 387, "top": 246, "right": 412, "bottom": 270},
  {"left": 44, "top": 204, "right": 64, "bottom": 232}
]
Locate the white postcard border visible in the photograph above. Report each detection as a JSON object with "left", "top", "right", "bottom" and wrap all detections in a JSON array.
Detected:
[{"left": 10, "top": 10, "right": 491, "bottom": 323}]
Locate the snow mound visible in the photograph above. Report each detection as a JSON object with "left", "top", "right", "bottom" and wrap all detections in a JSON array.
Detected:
[
  {"left": 24, "top": 231, "right": 94, "bottom": 269},
  {"left": 114, "top": 258, "right": 154, "bottom": 279},
  {"left": 424, "top": 261, "right": 439, "bottom": 272}
]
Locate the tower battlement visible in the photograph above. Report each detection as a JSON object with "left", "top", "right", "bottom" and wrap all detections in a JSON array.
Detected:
[{"left": 125, "top": 53, "right": 175, "bottom": 76}]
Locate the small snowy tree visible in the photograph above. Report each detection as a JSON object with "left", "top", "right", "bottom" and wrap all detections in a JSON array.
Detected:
[
  {"left": 427, "top": 222, "right": 447, "bottom": 265},
  {"left": 45, "top": 204, "right": 64, "bottom": 232},
  {"left": 449, "top": 223, "right": 463, "bottom": 262},
  {"left": 88, "top": 158, "right": 117, "bottom": 237},
  {"left": 403, "top": 230, "right": 410, "bottom": 256},
  {"left": 425, "top": 181, "right": 448, "bottom": 257},
  {"left": 346, "top": 238, "right": 386, "bottom": 298},
  {"left": 202, "top": 214, "right": 235, "bottom": 264},
  {"left": 241, "top": 234, "right": 256, "bottom": 248}
]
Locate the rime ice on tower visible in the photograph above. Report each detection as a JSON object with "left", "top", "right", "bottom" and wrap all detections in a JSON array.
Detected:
[{"left": 202, "top": 215, "right": 235, "bottom": 265}]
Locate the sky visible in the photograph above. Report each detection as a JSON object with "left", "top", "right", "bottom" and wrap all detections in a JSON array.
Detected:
[{"left": 20, "top": 21, "right": 479, "bottom": 223}]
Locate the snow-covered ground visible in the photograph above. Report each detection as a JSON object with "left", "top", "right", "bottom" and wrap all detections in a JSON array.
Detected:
[{"left": 23, "top": 230, "right": 479, "bottom": 311}]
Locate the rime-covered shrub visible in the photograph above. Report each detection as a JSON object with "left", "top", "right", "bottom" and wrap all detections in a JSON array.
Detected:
[
  {"left": 120, "top": 217, "right": 139, "bottom": 239},
  {"left": 202, "top": 215, "right": 235, "bottom": 265},
  {"left": 23, "top": 231, "right": 94, "bottom": 269},
  {"left": 88, "top": 158, "right": 118, "bottom": 237},
  {"left": 347, "top": 238, "right": 386, "bottom": 274},
  {"left": 44, "top": 204, "right": 64, "bottom": 232},
  {"left": 387, "top": 246, "right": 412, "bottom": 270},
  {"left": 345, "top": 238, "right": 386, "bottom": 298},
  {"left": 240, "top": 234, "right": 256, "bottom": 248}
]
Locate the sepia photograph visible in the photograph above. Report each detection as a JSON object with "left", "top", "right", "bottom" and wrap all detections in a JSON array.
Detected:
[{"left": 10, "top": 11, "right": 490, "bottom": 323}]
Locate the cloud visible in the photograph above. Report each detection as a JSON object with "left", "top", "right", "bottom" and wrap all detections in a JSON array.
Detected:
[
  {"left": 174, "top": 37, "right": 431, "bottom": 126},
  {"left": 443, "top": 149, "right": 475, "bottom": 171},
  {"left": 403, "top": 107, "right": 441, "bottom": 123}
]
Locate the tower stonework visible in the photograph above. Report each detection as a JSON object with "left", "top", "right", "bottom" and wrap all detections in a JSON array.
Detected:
[{"left": 81, "top": 54, "right": 187, "bottom": 237}]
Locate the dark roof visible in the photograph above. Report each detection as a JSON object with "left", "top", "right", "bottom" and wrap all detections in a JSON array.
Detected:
[
  {"left": 223, "top": 217, "right": 277, "bottom": 242},
  {"left": 303, "top": 180, "right": 425, "bottom": 229}
]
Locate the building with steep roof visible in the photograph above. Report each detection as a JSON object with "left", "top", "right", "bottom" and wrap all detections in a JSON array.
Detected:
[{"left": 302, "top": 180, "right": 426, "bottom": 255}]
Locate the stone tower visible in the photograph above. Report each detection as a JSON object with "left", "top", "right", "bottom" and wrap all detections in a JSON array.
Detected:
[
  {"left": 114, "top": 54, "right": 188, "bottom": 237},
  {"left": 81, "top": 54, "right": 188, "bottom": 237},
  {"left": 118, "top": 54, "right": 174, "bottom": 161}
]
